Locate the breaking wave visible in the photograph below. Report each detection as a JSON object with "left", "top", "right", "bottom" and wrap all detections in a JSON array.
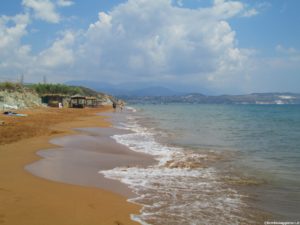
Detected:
[{"left": 100, "top": 108, "right": 257, "bottom": 225}]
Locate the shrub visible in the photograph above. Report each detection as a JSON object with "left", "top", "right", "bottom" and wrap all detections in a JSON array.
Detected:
[
  {"left": 28, "top": 83, "right": 103, "bottom": 97},
  {"left": 0, "top": 82, "right": 23, "bottom": 92}
]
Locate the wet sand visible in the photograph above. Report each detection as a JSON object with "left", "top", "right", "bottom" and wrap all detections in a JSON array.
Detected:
[
  {"left": 26, "top": 127, "right": 156, "bottom": 197},
  {"left": 0, "top": 107, "right": 150, "bottom": 225}
]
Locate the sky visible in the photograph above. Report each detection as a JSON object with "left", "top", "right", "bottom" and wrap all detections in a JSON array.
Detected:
[{"left": 0, "top": 0, "right": 300, "bottom": 94}]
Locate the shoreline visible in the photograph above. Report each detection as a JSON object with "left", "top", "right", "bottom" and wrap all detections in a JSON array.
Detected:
[
  {"left": 26, "top": 125, "right": 156, "bottom": 198},
  {"left": 102, "top": 106, "right": 275, "bottom": 224},
  {"left": 0, "top": 107, "right": 144, "bottom": 225}
]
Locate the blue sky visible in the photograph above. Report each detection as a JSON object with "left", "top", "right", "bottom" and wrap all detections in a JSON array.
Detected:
[{"left": 0, "top": 0, "right": 299, "bottom": 94}]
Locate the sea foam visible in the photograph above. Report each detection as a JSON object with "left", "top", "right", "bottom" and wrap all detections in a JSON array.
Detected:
[{"left": 100, "top": 107, "right": 253, "bottom": 225}]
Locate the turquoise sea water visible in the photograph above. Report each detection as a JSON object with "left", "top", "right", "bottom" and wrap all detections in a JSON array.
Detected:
[
  {"left": 103, "top": 104, "right": 300, "bottom": 224},
  {"left": 137, "top": 104, "right": 300, "bottom": 218}
]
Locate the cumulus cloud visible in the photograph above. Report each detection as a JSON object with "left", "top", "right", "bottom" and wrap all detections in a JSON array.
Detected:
[
  {"left": 0, "top": 13, "right": 33, "bottom": 80},
  {"left": 56, "top": 0, "right": 74, "bottom": 7},
  {"left": 1, "top": 0, "right": 268, "bottom": 91},
  {"left": 22, "top": 0, "right": 60, "bottom": 23},
  {"left": 0, "top": 13, "right": 30, "bottom": 50},
  {"left": 0, "top": 10, "right": 75, "bottom": 82},
  {"left": 38, "top": 31, "right": 75, "bottom": 68},
  {"left": 211, "top": 0, "right": 244, "bottom": 19},
  {"left": 75, "top": 0, "right": 251, "bottom": 87}
]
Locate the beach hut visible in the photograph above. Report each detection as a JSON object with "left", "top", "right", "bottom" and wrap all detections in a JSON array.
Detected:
[
  {"left": 70, "top": 94, "right": 86, "bottom": 108},
  {"left": 41, "top": 94, "right": 68, "bottom": 107},
  {"left": 85, "top": 96, "right": 98, "bottom": 108},
  {"left": 70, "top": 95, "right": 102, "bottom": 108}
]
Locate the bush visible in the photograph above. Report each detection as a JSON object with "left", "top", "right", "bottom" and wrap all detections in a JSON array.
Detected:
[
  {"left": 0, "top": 82, "right": 23, "bottom": 92},
  {"left": 29, "top": 83, "right": 85, "bottom": 96},
  {"left": 28, "top": 83, "right": 103, "bottom": 97}
]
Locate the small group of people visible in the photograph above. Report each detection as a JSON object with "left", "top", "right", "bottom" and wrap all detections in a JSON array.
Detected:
[{"left": 112, "top": 100, "right": 125, "bottom": 112}]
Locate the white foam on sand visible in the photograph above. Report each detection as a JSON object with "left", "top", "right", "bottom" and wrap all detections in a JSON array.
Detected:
[{"left": 100, "top": 107, "right": 253, "bottom": 225}]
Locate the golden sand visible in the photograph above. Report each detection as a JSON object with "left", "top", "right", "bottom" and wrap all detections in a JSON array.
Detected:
[{"left": 0, "top": 107, "right": 140, "bottom": 225}]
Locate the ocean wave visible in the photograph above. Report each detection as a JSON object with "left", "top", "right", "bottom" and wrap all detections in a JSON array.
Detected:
[
  {"left": 126, "top": 106, "right": 137, "bottom": 113},
  {"left": 100, "top": 108, "right": 255, "bottom": 225}
]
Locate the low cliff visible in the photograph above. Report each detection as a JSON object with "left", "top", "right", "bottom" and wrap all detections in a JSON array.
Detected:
[
  {"left": 0, "top": 89, "right": 43, "bottom": 110},
  {"left": 0, "top": 82, "right": 114, "bottom": 110}
]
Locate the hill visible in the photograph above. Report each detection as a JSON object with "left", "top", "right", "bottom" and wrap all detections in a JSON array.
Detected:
[
  {"left": 65, "top": 80, "right": 184, "bottom": 96},
  {"left": 121, "top": 92, "right": 300, "bottom": 105}
]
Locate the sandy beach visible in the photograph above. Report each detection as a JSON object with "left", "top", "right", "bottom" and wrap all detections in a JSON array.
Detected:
[{"left": 0, "top": 106, "right": 150, "bottom": 225}]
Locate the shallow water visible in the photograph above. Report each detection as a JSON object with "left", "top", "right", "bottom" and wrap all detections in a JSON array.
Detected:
[
  {"left": 101, "top": 104, "right": 300, "bottom": 224},
  {"left": 25, "top": 126, "right": 155, "bottom": 198}
]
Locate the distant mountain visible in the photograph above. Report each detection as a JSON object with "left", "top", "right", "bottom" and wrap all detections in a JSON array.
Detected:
[
  {"left": 122, "top": 92, "right": 300, "bottom": 105},
  {"left": 65, "top": 81, "right": 300, "bottom": 104},
  {"left": 65, "top": 80, "right": 122, "bottom": 95},
  {"left": 125, "top": 86, "right": 183, "bottom": 97},
  {"left": 65, "top": 80, "right": 184, "bottom": 97}
]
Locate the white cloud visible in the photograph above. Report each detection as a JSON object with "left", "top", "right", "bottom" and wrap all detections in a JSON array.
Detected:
[
  {"left": 276, "top": 45, "right": 298, "bottom": 55},
  {"left": 274, "top": 45, "right": 300, "bottom": 66},
  {"left": 0, "top": 13, "right": 32, "bottom": 81},
  {"left": 242, "top": 8, "right": 258, "bottom": 17},
  {"left": 56, "top": 0, "right": 74, "bottom": 7},
  {"left": 211, "top": 0, "right": 244, "bottom": 19},
  {"left": 0, "top": 11, "right": 75, "bottom": 82},
  {"left": 22, "top": 0, "right": 60, "bottom": 23},
  {"left": 38, "top": 31, "right": 75, "bottom": 68},
  {"left": 177, "top": 0, "right": 183, "bottom": 7},
  {"left": 241, "top": 1, "right": 272, "bottom": 18},
  {"left": 0, "top": 14, "right": 29, "bottom": 50},
  {"left": 75, "top": 0, "right": 249, "bottom": 87},
  {"left": 4, "top": 0, "right": 294, "bottom": 93},
  {"left": 257, "top": 2, "right": 272, "bottom": 11}
]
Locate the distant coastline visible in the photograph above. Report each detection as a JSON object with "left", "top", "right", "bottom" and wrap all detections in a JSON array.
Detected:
[{"left": 119, "top": 92, "right": 300, "bottom": 105}]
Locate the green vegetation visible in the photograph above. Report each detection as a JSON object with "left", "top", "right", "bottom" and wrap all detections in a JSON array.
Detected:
[
  {"left": 0, "top": 82, "right": 106, "bottom": 98},
  {"left": 0, "top": 82, "right": 23, "bottom": 92},
  {"left": 29, "top": 83, "right": 83, "bottom": 96},
  {"left": 28, "top": 83, "right": 102, "bottom": 97}
]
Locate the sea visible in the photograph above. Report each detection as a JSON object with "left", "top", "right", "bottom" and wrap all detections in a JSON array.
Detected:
[{"left": 100, "top": 104, "right": 300, "bottom": 225}]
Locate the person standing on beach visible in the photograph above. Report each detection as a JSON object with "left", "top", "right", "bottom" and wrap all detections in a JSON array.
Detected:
[
  {"left": 112, "top": 102, "right": 117, "bottom": 111},
  {"left": 120, "top": 101, "right": 124, "bottom": 111}
]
